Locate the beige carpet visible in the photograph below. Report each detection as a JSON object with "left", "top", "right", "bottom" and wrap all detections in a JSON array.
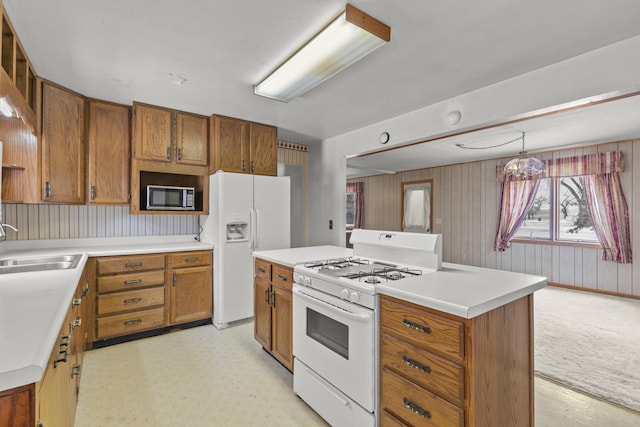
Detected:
[
  {"left": 534, "top": 287, "right": 640, "bottom": 413},
  {"left": 74, "top": 322, "right": 327, "bottom": 427}
]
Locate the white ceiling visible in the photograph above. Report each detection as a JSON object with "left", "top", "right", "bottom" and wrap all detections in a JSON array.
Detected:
[{"left": 5, "top": 0, "right": 640, "bottom": 149}]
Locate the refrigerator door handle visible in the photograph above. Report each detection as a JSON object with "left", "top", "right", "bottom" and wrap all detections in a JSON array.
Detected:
[
  {"left": 248, "top": 208, "right": 254, "bottom": 252},
  {"left": 254, "top": 209, "right": 260, "bottom": 250}
]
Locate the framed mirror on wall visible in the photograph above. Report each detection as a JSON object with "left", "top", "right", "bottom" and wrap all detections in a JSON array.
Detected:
[{"left": 401, "top": 179, "right": 433, "bottom": 233}]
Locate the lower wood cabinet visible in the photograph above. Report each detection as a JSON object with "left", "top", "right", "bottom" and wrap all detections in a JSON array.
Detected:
[
  {"left": 253, "top": 257, "right": 293, "bottom": 371},
  {"left": 379, "top": 294, "right": 534, "bottom": 427},
  {"left": 90, "top": 250, "right": 212, "bottom": 344}
]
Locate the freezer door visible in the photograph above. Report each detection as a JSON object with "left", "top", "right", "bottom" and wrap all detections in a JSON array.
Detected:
[{"left": 253, "top": 175, "right": 291, "bottom": 250}]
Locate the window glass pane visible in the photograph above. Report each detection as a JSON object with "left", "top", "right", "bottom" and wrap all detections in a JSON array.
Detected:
[
  {"left": 346, "top": 192, "right": 356, "bottom": 227},
  {"left": 405, "top": 189, "right": 426, "bottom": 228},
  {"left": 557, "top": 177, "right": 598, "bottom": 242},
  {"left": 514, "top": 178, "right": 551, "bottom": 239}
]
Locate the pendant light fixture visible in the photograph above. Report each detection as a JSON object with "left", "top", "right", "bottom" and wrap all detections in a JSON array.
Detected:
[
  {"left": 503, "top": 132, "right": 546, "bottom": 178},
  {"left": 254, "top": 4, "right": 390, "bottom": 102}
]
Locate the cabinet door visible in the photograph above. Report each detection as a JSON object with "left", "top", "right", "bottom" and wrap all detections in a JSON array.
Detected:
[
  {"left": 169, "top": 266, "right": 212, "bottom": 325},
  {"left": 176, "top": 112, "right": 208, "bottom": 166},
  {"left": 249, "top": 122, "right": 277, "bottom": 176},
  {"left": 0, "top": 384, "right": 34, "bottom": 427},
  {"left": 87, "top": 101, "right": 130, "bottom": 204},
  {"left": 254, "top": 278, "right": 272, "bottom": 350},
  {"left": 132, "top": 104, "right": 172, "bottom": 162},
  {"left": 270, "top": 284, "right": 293, "bottom": 370},
  {"left": 42, "top": 82, "right": 86, "bottom": 203},
  {"left": 211, "top": 115, "right": 249, "bottom": 174}
]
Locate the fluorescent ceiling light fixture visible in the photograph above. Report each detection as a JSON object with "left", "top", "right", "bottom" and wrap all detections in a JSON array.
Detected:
[
  {"left": 0, "top": 97, "right": 16, "bottom": 117},
  {"left": 254, "top": 4, "right": 390, "bottom": 102}
]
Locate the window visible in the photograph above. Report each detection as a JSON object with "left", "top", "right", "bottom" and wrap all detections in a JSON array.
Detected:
[
  {"left": 346, "top": 192, "right": 356, "bottom": 228},
  {"left": 514, "top": 176, "right": 598, "bottom": 243},
  {"left": 401, "top": 180, "right": 432, "bottom": 233}
]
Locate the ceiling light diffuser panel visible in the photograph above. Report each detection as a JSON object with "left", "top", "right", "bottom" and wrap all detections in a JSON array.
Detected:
[{"left": 254, "top": 4, "right": 390, "bottom": 102}]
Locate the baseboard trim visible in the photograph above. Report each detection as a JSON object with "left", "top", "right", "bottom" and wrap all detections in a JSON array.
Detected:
[{"left": 548, "top": 281, "right": 640, "bottom": 300}]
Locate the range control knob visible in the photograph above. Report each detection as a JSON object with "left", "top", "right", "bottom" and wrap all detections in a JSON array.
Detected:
[
  {"left": 349, "top": 291, "right": 360, "bottom": 303},
  {"left": 341, "top": 289, "right": 350, "bottom": 300},
  {"left": 303, "top": 276, "right": 311, "bottom": 286}
]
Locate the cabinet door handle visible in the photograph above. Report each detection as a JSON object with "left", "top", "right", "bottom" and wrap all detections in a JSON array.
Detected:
[
  {"left": 250, "top": 161, "right": 255, "bottom": 173},
  {"left": 124, "top": 319, "right": 142, "bottom": 326},
  {"left": 242, "top": 159, "right": 246, "bottom": 171},
  {"left": 270, "top": 290, "right": 276, "bottom": 307},
  {"left": 402, "top": 355, "right": 431, "bottom": 373},
  {"left": 45, "top": 181, "right": 51, "bottom": 198},
  {"left": 124, "top": 279, "right": 142, "bottom": 286},
  {"left": 402, "top": 319, "right": 431, "bottom": 334},
  {"left": 71, "top": 364, "right": 81, "bottom": 378},
  {"left": 124, "top": 297, "right": 142, "bottom": 305},
  {"left": 90, "top": 185, "right": 96, "bottom": 200},
  {"left": 82, "top": 283, "right": 89, "bottom": 297},
  {"left": 72, "top": 298, "right": 82, "bottom": 307},
  {"left": 264, "top": 289, "right": 270, "bottom": 303},
  {"left": 257, "top": 267, "right": 266, "bottom": 274},
  {"left": 172, "top": 272, "right": 177, "bottom": 286},
  {"left": 402, "top": 397, "right": 431, "bottom": 419},
  {"left": 177, "top": 147, "right": 182, "bottom": 161},
  {"left": 71, "top": 317, "right": 82, "bottom": 328},
  {"left": 276, "top": 274, "right": 288, "bottom": 282},
  {"left": 124, "top": 262, "right": 142, "bottom": 268},
  {"left": 166, "top": 146, "right": 172, "bottom": 160}
]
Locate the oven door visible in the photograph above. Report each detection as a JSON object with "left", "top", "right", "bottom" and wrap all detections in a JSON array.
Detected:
[{"left": 292, "top": 284, "right": 375, "bottom": 412}]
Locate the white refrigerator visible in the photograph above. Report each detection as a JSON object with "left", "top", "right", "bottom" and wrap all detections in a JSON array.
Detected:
[{"left": 201, "top": 171, "right": 290, "bottom": 329}]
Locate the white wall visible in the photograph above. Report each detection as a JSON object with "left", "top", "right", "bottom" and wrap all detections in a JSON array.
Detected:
[{"left": 308, "top": 35, "right": 640, "bottom": 246}]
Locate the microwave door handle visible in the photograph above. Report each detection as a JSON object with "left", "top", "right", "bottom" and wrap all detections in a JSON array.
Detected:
[{"left": 292, "top": 288, "right": 371, "bottom": 322}]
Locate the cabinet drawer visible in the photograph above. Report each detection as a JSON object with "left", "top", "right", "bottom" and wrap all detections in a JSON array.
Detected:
[
  {"left": 271, "top": 264, "right": 293, "bottom": 290},
  {"left": 96, "top": 254, "right": 166, "bottom": 275},
  {"left": 97, "top": 270, "right": 165, "bottom": 293},
  {"left": 169, "top": 250, "right": 211, "bottom": 269},
  {"left": 254, "top": 258, "right": 271, "bottom": 281},
  {"left": 97, "top": 287, "right": 165, "bottom": 315},
  {"left": 381, "top": 297, "right": 464, "bottom": 360},
  {"left": 381, "top": 367, "right": 463, "bottom": 427},
  {"left": 381, "top": 333, "right": 464, "bottom": 404},
  {"left": 381, "top": 409, "right": 407, "bottom": 427},
  {"left": 97, "top": 307, "right": 165, "bottom": 339}
]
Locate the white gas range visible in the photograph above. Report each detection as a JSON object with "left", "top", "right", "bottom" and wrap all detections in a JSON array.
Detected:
[{"left": 292, "top": 229, "right": 442, "bottom": 427}]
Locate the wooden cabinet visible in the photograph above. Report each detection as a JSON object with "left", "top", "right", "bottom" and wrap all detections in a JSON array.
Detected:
[
  {"left": 379, "top": 294, "right": 534, "bottom": 427},
  {"left": 210, "top": 115, "right": 277, "bottom": 176},
  {"left": 94, "top": 253, "right": 166, "bottom": 340},
  {"left": 87, "top": 100, "right": 130, "bottom": 204},
  {"left": 0, "top": 384, "right": 34, "bottom": 427},
  {"left": 37, "top": 272, "right": 88, "bottom": 427},
  {"left": 90, "top": 250, "right": 213, "bottom": 344},
  {"left": 132, "top": 103, "right": 208, "bottom": 166},
  {"left": 168, "top": 250, "right": 212, "bottom": 325},
  {"left": 253, "top": 257, "right": 293, "bottom": 371},
  {"left": 130, "top": 103, "right": 209, "bottom": 214},
  {"left": 41, "top": 81, "right": 86, "bottom": 203}
]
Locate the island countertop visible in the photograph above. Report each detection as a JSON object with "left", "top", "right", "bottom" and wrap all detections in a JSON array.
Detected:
[
  {"left": 377, "top": 262, "right": 547, "bottom": 319},
  {"left": 0, "top": 235, "right": 213, "bottom": 392},
  {"left": 252, "top": 245, "right": 353, "bottom": 268}
]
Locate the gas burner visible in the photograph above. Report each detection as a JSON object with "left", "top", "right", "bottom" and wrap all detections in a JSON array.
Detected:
[
  {"left": 362, "top": 276, "right": 381, "bottom": 284},
  {"left": 304, "top": 257, "right": 371, "bottom": 270}
]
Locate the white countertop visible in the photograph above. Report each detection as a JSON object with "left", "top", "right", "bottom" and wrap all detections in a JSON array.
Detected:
[
  {"left": 377, "top": 262, "right": 547, "bottom": 319},
  {"left": 252, "top": 245, "right": 353, "bottom": 268},
  {"left": 0, "top": 236, "right": 213, "bottom": 392}
]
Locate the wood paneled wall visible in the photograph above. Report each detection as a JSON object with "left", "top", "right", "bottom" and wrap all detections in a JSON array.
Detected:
[
  {"left": 349, "top": 138, "right": 640, "bottom": 297},
  {"left": 1, "top": 203, "right": 198, "bottom": 240}
]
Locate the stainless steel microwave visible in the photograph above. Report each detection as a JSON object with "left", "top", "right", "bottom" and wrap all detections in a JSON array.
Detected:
[{"left": 146, "top": 185, "right": 195, "bottom": 210}]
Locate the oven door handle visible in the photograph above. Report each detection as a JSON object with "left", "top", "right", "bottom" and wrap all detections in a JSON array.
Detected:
[{"left": 293, "top": 287, "right": 371, "bottom": 322}]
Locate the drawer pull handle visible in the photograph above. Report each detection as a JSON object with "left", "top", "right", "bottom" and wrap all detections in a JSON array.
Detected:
[
  {"left": 124, "top": 262, "right": 142, "bottom": 268},
  {"left": 54, "top": 334, "right": 71, "bottom": 367},
  {"left": 276, "top": 274, "right": 288, "bottom": 282},
  {"left": 71, "top": 317, "right": 82, "bottom": 328},
  {"left": 402, "top": 355, "right": 432, "bottom": 373},
  {"left": 124, "top": 279, "right": 142, "bottom": 285},
  {"left": 257, "top": 267, "right": 266, "bottom": 273},
  {"left": 403, "top": 397, "right": 431, "bottom": 419},
  {"left": 402, "top": 319, "right": 431, "bottom": 334},
  {"left": 124, "top": 319, "right": 142, "bottom": 326},
  {"left": 124, "top": 297, "right": 142, "bottom": 304},
  {"left": 82, "top": 283, "right": 89, "bottom": 297},
  {"left": 185, "top": 257, "right": 200, "bottom": 262},
  {"left": 72, "top": 298, "right": 82, "bottom": 306},
  {"left": 71, "top": 364, "right": 81, "bottom": 378}
]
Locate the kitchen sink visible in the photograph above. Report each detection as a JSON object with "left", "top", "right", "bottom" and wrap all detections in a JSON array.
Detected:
[{"left": 0, "top": 254, "right": 82, "bottom": 274}]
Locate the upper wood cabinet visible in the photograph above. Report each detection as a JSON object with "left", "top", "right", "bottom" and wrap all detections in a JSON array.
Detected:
[
  {"left": 87, "top": 100, "right": 130, "bottom": 204},
  {"left": 210, "top": 115, "right": 277, "bottom": 176},
  {"left": 41, "top": 81, "right": 86, "bottom": 203},
  {"left": 132, "top": 103, "right": 208, "bottom": 166}
]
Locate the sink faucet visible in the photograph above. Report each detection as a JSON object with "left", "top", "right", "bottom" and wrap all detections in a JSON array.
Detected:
[{"left": 0, "top": 223, "right": 18, "bottom": 238}]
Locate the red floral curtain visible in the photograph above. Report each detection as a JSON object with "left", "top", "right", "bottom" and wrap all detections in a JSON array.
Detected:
[
  {"left": 346, "top": 182, "right": 364, "bottom": 229},
  {"left": 494, "top": 179, "right": 541, "bottom": 251}
]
